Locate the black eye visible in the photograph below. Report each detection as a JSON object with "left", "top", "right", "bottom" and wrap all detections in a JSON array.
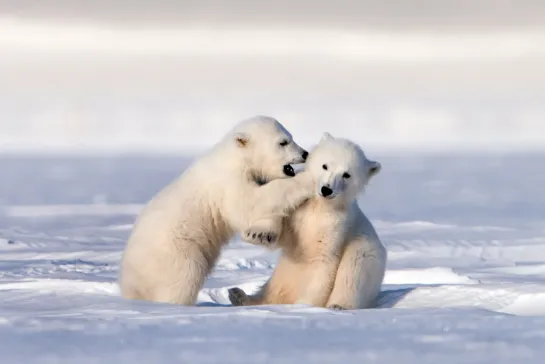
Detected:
[
  {"left": 322, "top": 164, "right": 328, "bottom": 170},
  {"left": 343, "top": 172, "right": 351, "bottom": 179},
  {"left": 279, "top": 140, "right": 289, "bottom": 147}
]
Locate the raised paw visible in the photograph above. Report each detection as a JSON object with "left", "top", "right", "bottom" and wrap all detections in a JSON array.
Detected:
[
  {"left": 242, "top": 228, "right": 278, "bottom": 246},
  {"left": 228, "top": 287, "right": 248, "bottom": 306},
  {"left": 328, "top": 304, "right": 347, "bottom": 311}
]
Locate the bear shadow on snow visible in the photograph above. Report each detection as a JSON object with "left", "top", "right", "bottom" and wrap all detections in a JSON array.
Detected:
[
  {"left": 375, "top": 287, "right": 416, "bottom": 308},
  {"left": 196, "top": 301, "right": 231, "bottom": 308},
  {"left": 194, "top": 287, "right": 417, "bottom": 310}
]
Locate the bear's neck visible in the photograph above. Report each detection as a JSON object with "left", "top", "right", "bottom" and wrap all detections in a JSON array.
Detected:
[
  {"left": 304, "top": 197, "right": 348, "bottom": 214},
  {"left": 323, "top": 196, "right": 353, "bottom": 211}
]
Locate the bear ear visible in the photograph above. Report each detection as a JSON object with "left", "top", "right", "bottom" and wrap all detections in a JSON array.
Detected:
[
  {"left": 369, "top": 161, "right": 382, "bottom": 177},
  {"left": 234, "top": 133, "right": 249, "bottom": 148},
  {"left": 320, "top": 132, "right": 334, "bottom": 143}
]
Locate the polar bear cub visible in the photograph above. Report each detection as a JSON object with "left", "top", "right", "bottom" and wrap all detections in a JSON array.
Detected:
[
  {"left": 119, "top": 116, "right": 316, "bottom": 305},
  {"left": 229, "top": 133, "right": 387, "bottom": 310}
]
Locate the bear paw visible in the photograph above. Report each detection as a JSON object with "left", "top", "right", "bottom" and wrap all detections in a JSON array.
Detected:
[
  {"left": 242, "top": 228, "right": 278, "bottom": 246},
  {"left": 328, "top": 304, "right": 347, "bottom": 311},
  {"left": 228, "top": 287, "right": 248, "bottom": 306}
]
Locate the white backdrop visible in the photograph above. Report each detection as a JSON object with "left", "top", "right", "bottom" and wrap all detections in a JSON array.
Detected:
[{"left": 1, "top": 0, "right": 544, "bottom": 153}]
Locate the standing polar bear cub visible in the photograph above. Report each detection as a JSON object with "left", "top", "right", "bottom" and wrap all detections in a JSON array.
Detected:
[
  {"left": 229, "top": 133, "right": 387, "bottom": 310},
  {"left": 119, "top": 116, "right": 316, "bottom": 305}
]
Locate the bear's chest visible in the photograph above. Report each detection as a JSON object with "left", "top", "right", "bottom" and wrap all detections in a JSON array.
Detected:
[{"left": 289, "top": 200, "right": 345, "bottom": 255}]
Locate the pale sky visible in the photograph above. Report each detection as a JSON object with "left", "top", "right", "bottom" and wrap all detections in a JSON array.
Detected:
[
  {"left": 2, "top": 0, "right": 545, "bottom": 29},
  {"left": 1, "top": 1, "right": 544, "bottom": 152}
]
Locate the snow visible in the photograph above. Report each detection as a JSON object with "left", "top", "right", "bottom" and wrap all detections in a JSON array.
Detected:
[
  {"left": 1, "top": 2, "right": 545, "bottom": 361},
  {"left": 1, "top": 154, "right": 545, "bottom": 363}
]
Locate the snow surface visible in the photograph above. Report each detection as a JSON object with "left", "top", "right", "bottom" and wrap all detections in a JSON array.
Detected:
[{"left": 1, "top": 153, "right": 545, "bottom": 363}]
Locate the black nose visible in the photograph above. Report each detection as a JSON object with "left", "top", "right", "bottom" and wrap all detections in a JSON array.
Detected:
[
  {"left": 302, "top": 150, "right": 309, "bottom": 160},
  {"left": 320, "top": 186, "right": 333, "bottom": 197}
]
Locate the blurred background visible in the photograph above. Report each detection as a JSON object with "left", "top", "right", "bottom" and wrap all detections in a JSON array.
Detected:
[
  {"left": 1, "top": 0, "right": 544, "bottom": 153},
  {"left": 1, "top": 1, "right": 545, "bottom": 223}
]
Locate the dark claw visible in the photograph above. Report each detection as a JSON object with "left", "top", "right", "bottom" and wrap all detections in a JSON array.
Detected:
[
  {"left": 252, "top": 233, "right": 257, "bottom": 239},
  {"left": 329, "top": 304, "right": 347, "bottom": 311}
]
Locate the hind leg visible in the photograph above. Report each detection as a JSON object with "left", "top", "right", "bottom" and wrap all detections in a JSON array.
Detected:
[
  {"left": 228, "top": 287, "right": 252, "bottom": 306},
  {"left": 228, "top": 277, "right": 291, "bottom": 306},
  {"left": 132, "top": 244, "right": 214, "bottom": 306},
  {"left": 228, "top": 282, "right": 270, "bottom": 306},
  {"left": 152, "top": 269, "right": 207, "bottom": 306},
  {"left": 228, "top": 271, "right": 298, "bottom": 307},
  {"left": 148, "top": 257, "right": 209, "bottom": 305}
]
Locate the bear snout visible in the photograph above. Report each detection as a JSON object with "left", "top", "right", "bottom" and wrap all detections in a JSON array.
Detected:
[
  {"left": 320, "top": 186, "right": 333, "bottom": 197},
  {"left": 302, "top": 151, "right": 309, "bottom": 160}
]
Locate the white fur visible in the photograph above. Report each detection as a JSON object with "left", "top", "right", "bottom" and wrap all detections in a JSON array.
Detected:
[
  {"left": 119, "top": 115, "right": 315, "bottom": 305},
  {"left": 229, "top": 133, "right": 387, "bottom": 310}
]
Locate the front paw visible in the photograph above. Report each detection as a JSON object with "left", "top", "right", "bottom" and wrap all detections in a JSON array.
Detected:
[
  {"left": 228, "top": 287, "right": 248, "bottom": 306},
  {"left": 242, "top": 228, "right": 278, "bottom": 246}
]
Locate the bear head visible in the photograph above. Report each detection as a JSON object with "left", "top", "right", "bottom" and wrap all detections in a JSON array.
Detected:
[
  {"left": 231, "top": 115, "right": 308, "bottom": 183},
  {"left": 306, "top": 132, "right": 381, "bottom": 205}
]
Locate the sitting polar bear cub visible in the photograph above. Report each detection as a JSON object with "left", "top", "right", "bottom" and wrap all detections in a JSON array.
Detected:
[
  {"left": 119, "top": 116, "right": 316, "bottom": 305},
  {"left": 229, "top": 133, "right": 387, "bottom": 310}
]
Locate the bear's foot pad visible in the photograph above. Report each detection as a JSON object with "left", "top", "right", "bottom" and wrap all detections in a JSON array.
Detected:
[{"left": 228, "top": 287, "right": 248, "bottom": 306}]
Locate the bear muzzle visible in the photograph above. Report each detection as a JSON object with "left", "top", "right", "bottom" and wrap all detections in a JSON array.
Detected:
[{"left": 320, "top": 185, "right": 333, "bottom": 198}]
